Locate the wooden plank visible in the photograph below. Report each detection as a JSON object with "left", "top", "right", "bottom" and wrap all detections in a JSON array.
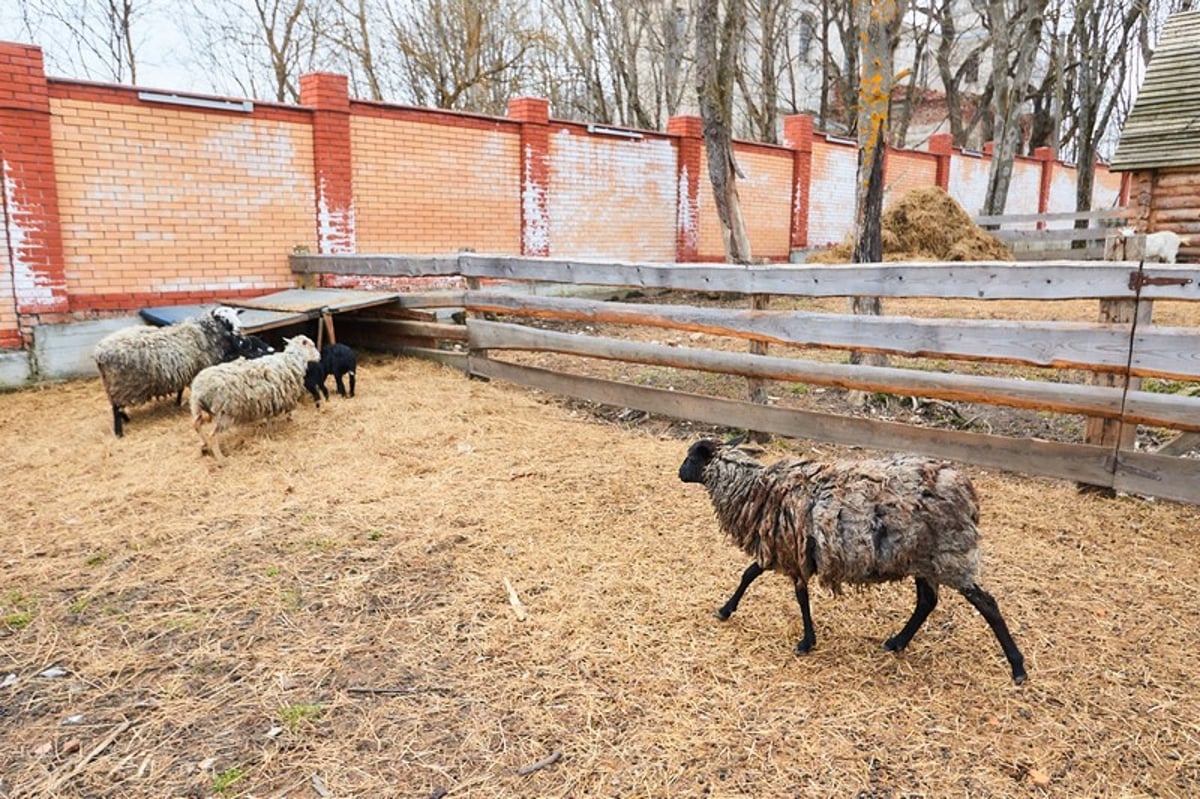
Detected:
[
  {"left": 467, "top": 320, "right": 1200, "bottom": 431},
  {"left": 464, "top": 292, "right": 1200, "bottom": 379},
  {"left": 460, "top": 255, "right": 1200, "bottom": 300},
  {"left": 1113, "top": 449, "right": 1200, "bottom": 505},
  {"left": 992, "top": 228, "right": 1120, "bottom": 243},
  {"left": 1011, "top": 246, "right": 1107, "bottom": 262},
  {"left": 392, "top": 291, "right": 466, "bottom": 309},
  {"left": 289, "top": 254, "right": 463, "bottom": 277},
  {"left": 974, "top": 208, "right": 1131, "bottom": 225},
  {"left": 350, "top": 318, "right": 467, "bottom": 341},
  {"left": 397, "top": 347, "right": 469, "bottom": 371},
  {"left": 468, "top": 356, "right": 1118, "bottom": 487}
]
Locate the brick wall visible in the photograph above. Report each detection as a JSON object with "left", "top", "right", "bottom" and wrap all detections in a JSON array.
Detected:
[
  {"left": 351, "top": 111, "right": 522, "bottom": 254},
  {"left": 49, "top": 91, "right": 315, "bottom": 311},
  {"left": 0, "top": 40, "right": 1132, "bottom": 353},
  {"left": 547, "top": 127, "right": 678, "bottom": 261}
]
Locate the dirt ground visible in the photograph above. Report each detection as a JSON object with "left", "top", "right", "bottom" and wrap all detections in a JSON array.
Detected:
[{"left": 2, "top": 342, "right": 1199, "bottom": 798}]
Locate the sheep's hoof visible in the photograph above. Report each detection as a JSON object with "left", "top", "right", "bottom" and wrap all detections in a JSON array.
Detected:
[
  {"left": 882, "top": 636, "right": 906, "bottom": 652},
  {"left": 794, "top": 639, "right": 814, "bottom": 655},
  {"left": 714, "top": 607, "right": 733, "bottom": 621}
]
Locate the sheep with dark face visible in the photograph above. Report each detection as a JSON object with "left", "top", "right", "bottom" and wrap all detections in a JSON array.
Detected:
[
  {"left": 189, "top": 335, "right": 321, "bottom": 461},
  {"left": 679, "top": 438, "right": 1027, "bottom": 684},
  {"left": 223, "top": 333, "right": 274, "bottom": 362},
  {"left": 93, "top": 306, "right": 243, "bottom": 437}
]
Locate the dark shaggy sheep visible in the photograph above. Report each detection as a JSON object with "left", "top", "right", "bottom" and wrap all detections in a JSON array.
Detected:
[{"left": 679, "top": 438, "right": 1026, "bottom": 684}]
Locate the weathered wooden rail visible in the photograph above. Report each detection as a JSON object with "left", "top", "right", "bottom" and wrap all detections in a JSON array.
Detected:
[
  {"left": 974, "top": 207, "right": 1133, "bottom": 261},
  {"left": 291, "top": 249, "right": 1200, "bottom": 504}
]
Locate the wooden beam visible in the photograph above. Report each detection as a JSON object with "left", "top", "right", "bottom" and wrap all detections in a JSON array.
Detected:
[
  {"left": 289, "top": 254, "right": 462, "bottom": 276},
  {"left": 459, "top": 255, "right": 1200, "bottom": 301},
  {"left": 464, "top": 292, "right": 1200, "bottom": 380},
  {"left": 468, "top": 356, "right": 1118, "bottom": 488},
  {"left": 466, "top": 320, "right": 1200, "bottom": 432}
]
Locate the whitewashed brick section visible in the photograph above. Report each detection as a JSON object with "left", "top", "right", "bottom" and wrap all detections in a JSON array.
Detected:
[
  {"left": 948, "top": 154, "right": 990, "bottom": 217},
  {"left": 1048, "top": 167, "right": 1080, "bottom": 212},
  {"left": 1093, "top": 167, "right": 1125, "bottom": 209},
  {"left": 1006, "top": 160, "right": 1043, "bottom": 217},
  {"left": 808, "top": 141, "right": 857, "bottom": 247},
  {"left": 0, "top": 176, "right": 15, "bottom": 331},
  {"left": 547, "top": 131, "right": 677, "bottom": 261}
]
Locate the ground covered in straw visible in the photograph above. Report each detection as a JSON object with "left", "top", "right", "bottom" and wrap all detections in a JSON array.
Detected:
[{"left": 2, "top": 354, "right": 1199, "bottom": 798}]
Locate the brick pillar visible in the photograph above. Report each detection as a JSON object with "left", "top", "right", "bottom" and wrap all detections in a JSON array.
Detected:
[
  {"left": 782, "top": 115, "right": 815, "bottom": 252},
  {"left": 300, "top": 72, "right": 355, "bottom": 254},
  {"left": 667, "top": 115, "right": 703, "bottom": 262},
  {"left": 1034, "top": 146, "right": 1055, "bottom": 216},
  {"left": 0, "top": 42, "right": 69, "bottom": 323},
  {"left": 508, "top": 97, "right": 551, "bottom": 256},
  {"left": 928, "top": 132, "right": 953, "bottom": 191}
]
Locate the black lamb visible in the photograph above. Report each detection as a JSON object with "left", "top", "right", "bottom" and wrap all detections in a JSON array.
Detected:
[
  {"left": 679, "top": 437, "right": 1027, "bottom": 684},
  {"left": 304, "top": 343, "right": 356, "bottom": 405}
]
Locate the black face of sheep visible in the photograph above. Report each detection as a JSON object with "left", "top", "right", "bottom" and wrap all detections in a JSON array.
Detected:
[
  {"left": 224, "top": 333, "right": 274, "bottom": 362},
  {"left": 680, "top": 438, "right": 1027, "bottom": 684}
]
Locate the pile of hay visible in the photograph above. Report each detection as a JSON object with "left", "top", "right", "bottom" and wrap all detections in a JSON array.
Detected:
[{"left": 813, "top": 186, "right": 1013, "bottom": 262}]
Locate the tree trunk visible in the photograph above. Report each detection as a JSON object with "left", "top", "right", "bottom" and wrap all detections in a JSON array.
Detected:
[{"left": 849, "top": 0, "right": 903, "bottom": 373}]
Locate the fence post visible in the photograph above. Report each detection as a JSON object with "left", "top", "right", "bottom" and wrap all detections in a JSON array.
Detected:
[
  {"left": 0, "top": 41, "right": 69, "bottom": 335},
  {"left": 928, "top": 133, "right": 953, "bottom": 192},
  {"left": 667, "top": 115, "right": 703, "bottom": 262},
  {"left": 782, "top": 114, "right": 814, "bottom": 255},
  {"left": 1085, "top": 233, "right": 1150, "bottom": 453},
  {"left": 508, "top": 98, "right": 551, "bottom": 257},
  {"left": 300, "top": 73, "right": 356, "bottom": 260}
]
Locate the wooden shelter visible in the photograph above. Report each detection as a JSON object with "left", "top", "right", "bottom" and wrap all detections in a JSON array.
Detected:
[{"left": 1111, "top": 10, "right": 1200, "bottom": 262}]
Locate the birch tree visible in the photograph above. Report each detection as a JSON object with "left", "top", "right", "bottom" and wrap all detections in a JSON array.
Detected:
[{"left": 976, "top": 0, "right": 1049, "bottom": 216}]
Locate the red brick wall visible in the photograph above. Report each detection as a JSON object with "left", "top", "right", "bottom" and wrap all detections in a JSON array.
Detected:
[
  {"left": 351, "top": 109, "right": 521, "bottom": 254},
  {"left": 0, "top": 42, "right": 69, "bottom": 346},
  {"left": 0, "top": 40, "right": 1134, "bottom": 353},
  {"left": 48, "top": 88, "right": 315, "bottom": 312},
  {"left": 547, "top": 126, "right": 678, "bottom": 261}
]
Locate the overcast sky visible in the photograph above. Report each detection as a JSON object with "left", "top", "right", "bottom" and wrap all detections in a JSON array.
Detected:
[{"left": 0, "top": 5, "right": 204, "bottom": 94}]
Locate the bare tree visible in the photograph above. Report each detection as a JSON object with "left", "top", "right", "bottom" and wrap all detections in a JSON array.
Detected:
[
  {"left": 383, "top": 0, "right": 541, "bottom": 114},
  {"left": 15, "top": 0, "right": 146, "bottom": 83},
  {"left": 929, "top": 0, "right": 990, "bottom": 147},
  {"left": 696, "top": 0, "right": 751, "bottom": 264},
  {"left": 736, "top": 0, "right": 787, "bottom": 142},
  {"left": 976, "top": 0, "right": 1049, "bottom": 216},
  {"left": 326, "top": 0, "right": 385, "bottom": 100},
  {"left": 1057, "top": 0, "right": 1146, "bottom": 213},
  {"left": 849, "top": 0, "right": 905, "bottom": 370},
  {"left": 186, "top": 0, "right": 328, "bottom": 102}
]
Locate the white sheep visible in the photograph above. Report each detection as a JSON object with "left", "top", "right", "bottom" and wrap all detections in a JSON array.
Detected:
[
  {"left": 1120, "top": 227, "right": 1193, "bottom": 263},
  {"left": 93, "top": 306, "right": 243, "bottom": 437},
  {"left": 679, "top": 437, "right": 1027, "bottom": 684},
  {"left": 189, "top": 335, "right": 321, "bottom": 461}
]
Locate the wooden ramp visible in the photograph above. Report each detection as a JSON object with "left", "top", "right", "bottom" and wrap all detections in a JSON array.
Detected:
[{"left": 140, "top": 287, "right": 400, "bottom": 346}]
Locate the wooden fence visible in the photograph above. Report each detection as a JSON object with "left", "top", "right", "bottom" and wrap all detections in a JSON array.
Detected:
[
  {"left": 975, "top": 207, "right": 1133, "bottom": 261},
  {"left": 291, "top": 246, "right": 1200, "bottom": 505}
]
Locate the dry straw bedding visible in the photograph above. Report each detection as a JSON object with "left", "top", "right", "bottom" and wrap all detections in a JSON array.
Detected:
[{"left": 1, "top": 355, "right": 1199, "bottom": 798}]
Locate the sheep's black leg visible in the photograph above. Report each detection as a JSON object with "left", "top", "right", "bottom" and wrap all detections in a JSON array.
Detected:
[
  {"left": 334, "top": 374, "right": 347, "bottom": 396},
  {"left": 112, "top": 404, "right": 125, "bottom": 437},
  {"left": 174, "top": 388, "right": 184, "bottom": 406},
  {"left": 716, "top": 562, "right": 763, "bottom": 620},
  {"left": 884, "top": 577, "right": 939, "bottom": 652},
  {"left": 794, "top": 582, "right": 816, "bottom": 654},
  {"left": 348, "top": 370, "right": 355, "bottom": 397},
  {"left": 960, "top": 584, "right": 1027, "bottom": 685}
]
